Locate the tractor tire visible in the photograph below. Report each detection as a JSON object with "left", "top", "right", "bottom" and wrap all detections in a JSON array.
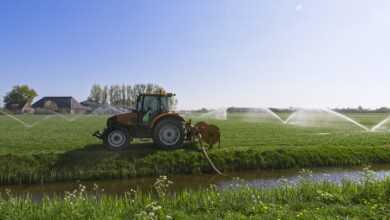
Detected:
[
  {"left": 153, "top": 118, "right": 185, "bottom": 149},
  {"left": 103, "top": 127, "right": 130, "bottom": 151}
]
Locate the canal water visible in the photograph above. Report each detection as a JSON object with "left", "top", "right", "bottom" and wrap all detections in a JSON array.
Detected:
[{"left": 1, "top": 164, "right": 390, "bottom": 201}]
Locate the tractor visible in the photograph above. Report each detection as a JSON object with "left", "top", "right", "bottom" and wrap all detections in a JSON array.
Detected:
[{"left": 94, "top": 92, "right": 190, "bottom": 150}]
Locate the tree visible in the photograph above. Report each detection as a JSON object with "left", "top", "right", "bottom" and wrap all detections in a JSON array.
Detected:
[
  {"left": 87, "top": 83, "right": 178, "bottom": 109},
  {"left": 3, "top": 85, "right": 38, "bottom": 109},
  {"left": 88, "top": 84, "right": 103, "bottom": 103},
  {"left": 119, "top": 85, "right": 125, "bottom": 106},
  {"left": 101, "top": 86, "right": 109, "bottom": 104},
  {"left": 109, "top": 85, "right": 121, "bottom": 106},
  {"left": 126, "top": 85, "right": 133, "bottom": 107}
]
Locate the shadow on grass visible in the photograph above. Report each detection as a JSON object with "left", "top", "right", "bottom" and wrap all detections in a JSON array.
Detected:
[{"left": 53, "top": 142, "right": 199, "bottom": 170}]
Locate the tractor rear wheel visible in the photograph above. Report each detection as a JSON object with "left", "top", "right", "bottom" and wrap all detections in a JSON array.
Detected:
[
  {"left": 103, "top": 127, "right": 130, "bottom": 151},
  {"left": 153, "top": 118, "right": 185, "bottom": 149}
]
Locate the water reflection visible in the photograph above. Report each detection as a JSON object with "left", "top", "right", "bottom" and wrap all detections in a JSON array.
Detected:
[{"left": 2, "top": 164, "right": 390, "bottom": 201}]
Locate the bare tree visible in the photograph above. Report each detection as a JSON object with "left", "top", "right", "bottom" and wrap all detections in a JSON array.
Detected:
[
  {"left": 101, "top": 86, "right": 109, "bottom": 104},
  {"left": 121, "top": 84, "right": 127, "bottom": 107},
  {"left": 88, "top": 84, "right": 103, "bottom": 103},
  {"left": 88, "top": 83, "right": 177, "bottom": 109},
  {"left": 126, "top": 85, "right": 134, "bottom": 107},
  {"left": 109, "top": 85, "right": 121, "bottom": 106}
]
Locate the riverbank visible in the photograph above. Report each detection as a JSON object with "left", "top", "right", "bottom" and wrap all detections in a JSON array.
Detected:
[
  {"left": 2, "top": 163, "right": 390, "bottom": 201},
  {"left": 2, "top": 114, "right": 390, "bottom": 185},
  {"left": 1, "top": 144, "right": 390, "bottom": 185},
  {"left": 1, "top": 171, "right": 389, "bottom": 219}
]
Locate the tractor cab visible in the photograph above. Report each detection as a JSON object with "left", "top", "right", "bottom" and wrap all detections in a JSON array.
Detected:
[{"left": 135, "top": 93, "right": 175, "bottom": 125}]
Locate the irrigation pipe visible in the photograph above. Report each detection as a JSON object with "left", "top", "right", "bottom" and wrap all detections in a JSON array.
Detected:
[{"left": 196, "top": 135, "right": 226, "bottom": 176}]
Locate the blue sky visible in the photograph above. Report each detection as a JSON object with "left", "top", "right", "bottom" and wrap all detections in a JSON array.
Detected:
[{"left": 1, "top": 0, "right": 390, "bottom": 109}]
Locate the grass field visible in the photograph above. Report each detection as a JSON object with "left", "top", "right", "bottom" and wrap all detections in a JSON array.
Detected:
[
  {"left": 1, "top": 170, "right": 390, "bottom": 219},
  {"left": 1, "top": 112, "right": 390, "bottom": 154},
  {"left": 1, "top": 112, "right": 390, "bottom": 184}
]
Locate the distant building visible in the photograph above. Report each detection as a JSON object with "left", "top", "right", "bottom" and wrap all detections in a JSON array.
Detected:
[
  {"left": 5, "top": 103, "right": 22, "bottom": 113},
  {"left": 80, "top": 100, "right": 102, "bottom": 111},
  {"left": 4, "top": 98, "right": 35, "bottom": 114},
  {"left": 32, "top": 97, "right": 89, "bottom": 114}
]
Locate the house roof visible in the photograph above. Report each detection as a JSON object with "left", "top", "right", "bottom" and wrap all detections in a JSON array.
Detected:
[{"left": 32, "top": 97, "right": 88, "bottom": 110}]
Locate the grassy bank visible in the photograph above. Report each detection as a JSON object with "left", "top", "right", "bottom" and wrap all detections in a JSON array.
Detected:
[
  {"left": 1, "top": 171, "right": 390, "bottom": 219},
  {"left": 1, "top": 144, "right": 390, "bottom": 185},
  {"left": 1, "top": 113, "right": 390, "bottom": 184}
]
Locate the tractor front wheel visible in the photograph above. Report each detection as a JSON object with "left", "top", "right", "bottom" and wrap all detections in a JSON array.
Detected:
[
  {"left": 153, "top": 118, "right": 185, "bottom": 149},
  {"left": 103, "top": 127, "right": 130, "bottom": 151}
]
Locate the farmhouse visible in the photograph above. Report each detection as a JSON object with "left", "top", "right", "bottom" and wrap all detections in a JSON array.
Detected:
[
  {"left": 5, "top": 99, "right": 35, "bottom": 114},
  {"left": 32, "top": 97, "right": 89, "bottom": 114}
]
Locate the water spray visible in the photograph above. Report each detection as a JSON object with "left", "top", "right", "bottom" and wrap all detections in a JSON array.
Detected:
[
  {"left": 0, "top": 110, "right": 97, "bottom": 129},
  {"left": 198, "top": 108, "right": 228, "bottom": 120},
  {"left": 263, "top": 108, "right": 285, "bottom": 123},
  {"left": 371, "top": 115, "right": 390, "bottom": 132},
  {"left": 321, "top": 108, "right": 370, "bottom": 132},
  {"left": 0, "top": 111, "right": 54, "bottom": 128},
  {"left": 283, "top": 111, "right": 299, "bottom": 124},
  {"left": 2, "top": 106, "right": 390, "bottom": 133}
]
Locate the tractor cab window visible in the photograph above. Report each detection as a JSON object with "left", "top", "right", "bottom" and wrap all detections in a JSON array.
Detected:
[
  {"left": 160, "top": 96, "right": 170, "bottom": 112},
  {"left": 143, "top": 96, "right": 160, "bottom": 114},
  {"left": 161, "top": 96, "right": 176, "bottom": 112},
  {"left": 142, "top": 96, "right": 160, "bottom": 124},
  {"left": 136, "top": 96, "right": 143, "bottom": 112}
]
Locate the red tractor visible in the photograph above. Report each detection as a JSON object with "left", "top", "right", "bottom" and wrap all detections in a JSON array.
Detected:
[
  {"left": 94, "top": 92, "right": 221, "bottom": 151},
  {"left": 94, "top": 92, "right": 189, "bottom": 150}
]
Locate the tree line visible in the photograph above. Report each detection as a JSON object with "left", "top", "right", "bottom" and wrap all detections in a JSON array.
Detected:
[
  {"left": 87, "top": 83, "right": 176, "bottom": 108},
  {"left": 227, "top": 106, "right": 390, "bottom": 114},
  {"left": 1, "top": 83, "right": 175, "bottom": 111},
  {"left": 333, "top": 106, "right": 390, "bottom": 114}
]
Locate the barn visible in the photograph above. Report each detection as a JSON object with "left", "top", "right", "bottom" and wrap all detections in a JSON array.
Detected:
[{"left": 32, "top": 97, "right": 89, "bottom": 114}]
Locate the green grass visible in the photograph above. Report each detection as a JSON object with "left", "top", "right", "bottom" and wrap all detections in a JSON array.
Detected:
[
  {"left": 2, "top": 113, "right": 390, "bottom": 154},
  {"left": 1, "top": 172, "right": 390, "bottom": 219},
  {"left": 345, "top": 113, "right": 390, "bottom": 128},
  {"left": 0, "top": 115, "right": 106, "bottom": 154},
  {"left": 1, "top": 113, "right": 390, "bottom": 184}
]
